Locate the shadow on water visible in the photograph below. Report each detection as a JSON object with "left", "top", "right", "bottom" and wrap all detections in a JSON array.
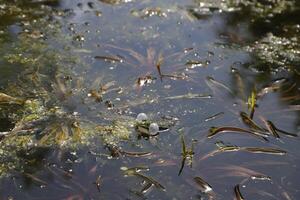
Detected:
[{"left": 0, "top": 0, "right": 300, "bottom": 199}]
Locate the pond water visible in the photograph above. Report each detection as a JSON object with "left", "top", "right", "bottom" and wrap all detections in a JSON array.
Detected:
[{"left": 0, "top": 0, "right": 300, "bottom": 199}]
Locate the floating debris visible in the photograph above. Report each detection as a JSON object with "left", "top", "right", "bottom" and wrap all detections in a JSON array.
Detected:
[
  {"left": 264, "top": 120, "right": 297, "bottom": 138},
  {"left": 164, "top": 93, "right": 212, "bottom": 100},
  {"left": 208, "top": 126, "right": 268, "bottom": 140},
  {"left": 131, "top": 7, "right": 167, "bottom": 18},
  {"left": 206, "top": 76, "right": 233, "bottom": 96},
  {"left": 98, "top": 0, "right": 131, "bottom": 5},
  {"left": 282, "top": 191, "right": 293, "bottom": 200},
  {"left": 136, "top": 125, "right": 152, "bottom": 136},
  {"left": 101, "top": 43, "right": 194, "bottom": 82},
  {"left": 160, "top": 73, "right": 189, "bottom": 80},
  {"left": 258, "top": 78, "right": 288, "bottom": 97},
  {"left": 104, "top": 144, "right": 152, "bottom": 158},
  {"left": 185, "top": 60, "right": 210, "bottom": 68},
  {"left": 73, "top": 34, "right": 85, "bottom": 42},
  {"left": 200, "top": 145, "right": 286, "bottom": 161},
  {"left": 156, "top": 51, "right": 163, "bottom": 79},
  {"left": 240, "top": 112, "right": 266, "bottom": 132},
  {"left": 105, "top": 100, "right": 114, "bottom": 109},
  {"left": 178, "top": 134, "right": 195, "bottom": 175},
  {"left": 234, "top": 184, "right": 244, "bottom": 200},
  {"left": 123, "top": 169, "right": 165, "bottom": 192},
  {"left": 200, "top": 145, "right": 241, "bottom": 161},
  {"left": 88, "top": 90, "right": 102, "bottom": 102},
  {"left": 193, "top": 176, "right": 213, "bottom": 193},
  {"left": 140, "top": 182, "right": 154, "bottom": 195},
  {"left": 204, "top": 112, "right": 224, "bottom": 122},
  {"left": 231, "top": 68, "right": 246, "bottom": 100},
  {"left": 242, "top": 147, "right": 286, "bottom": 155},
  {"left": 215, "top": 165, "right": 271, "bottom": 181},
  {"left": 94, "top": 175, "right": 102, "bottom": 192},
  {"left": 247, "top": 89, "right": 257, "bottom": 119},
  {"left": 23, "top": 173, "right": 47, "bottom": 186},
  {"left": 136, "top": 75, "right": 156, "bottom": 87},
  {"left": 133, "top": 172, "right": 165, "bottom": 191},
  {"left": 94, "top": 55, "right": 123, "bottom": 63},
  {"left": 120, "top": 166, "right": 150, "bottom": 173},
  {"left": 0, "top": 92, "right": 24, "bottom": 105},
  {"left": 260, "top": 118, "right": 280, "bottom": 138},
  {"left": 122, "top": 150, "right": 152, "bottom": 157},
  {"left": 72, "top": 49, "right": 92, "bottom": 54}
]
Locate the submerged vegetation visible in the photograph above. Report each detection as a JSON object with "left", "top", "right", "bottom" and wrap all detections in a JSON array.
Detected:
[
  {"left": 0, "top": 0, "right": 299, "bottom": 199},
  {"left": 247, "top": 33, "right": 300, "bottom": 71}
]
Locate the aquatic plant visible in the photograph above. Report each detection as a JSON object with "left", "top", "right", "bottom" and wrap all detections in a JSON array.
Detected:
[
  {"left": 246, "top": 33, "right": 300, "bottom": 72},
  {"left": 191, "top": 0, "right": 296, "bottom": 18},
  {"left": 95, "top": 43, "right": 195, "bottom": 87}
]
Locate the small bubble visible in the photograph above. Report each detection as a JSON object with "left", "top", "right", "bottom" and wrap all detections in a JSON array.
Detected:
[
  {"left": 136, "top": 113, "right": 148, "bottom": 121},
  {"left": 149, "top": 123, "right": 159, "bottom": 135}
]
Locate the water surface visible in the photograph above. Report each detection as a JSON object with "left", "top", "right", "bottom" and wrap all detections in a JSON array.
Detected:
[{"left": 0, "top": 0, "right": 299, "bottom": 199}]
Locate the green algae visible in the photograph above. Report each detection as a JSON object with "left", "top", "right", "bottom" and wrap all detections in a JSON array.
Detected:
[
  {"left": 0, "top": 1, "right": 101, "bottom": 177},
  {"left": 246, "top": 33, "right": 300, "bottom": 71},
  {"left": 191, "top": 0, "right": 295, "bottom": 18},
  {"left": 96, "top": 120, "right": 132, "bottom": 145}
]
